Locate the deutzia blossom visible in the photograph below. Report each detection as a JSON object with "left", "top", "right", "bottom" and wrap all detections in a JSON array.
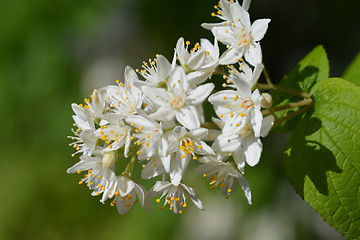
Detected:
[
  {"left": 105, "top": 66, "right": 144, "bottom": 117},
  {"left": 176, "top": 37, "right": 221, "bottom": 85},
  {"left": 94, "top": 119, "right": 132, "bottom": 155},
  {"left": 142, "top": 67, "right": 214, "bottom": 129},
  {"left": 196, "top": 155, "right": 251, "bottom": 204},
  {"left": 202, "top": 0, "right": 252, "bottom": 29},
  {"left": 125, "top": 114, "right": 164, "bottom": 160},
  {"left": 111, "top": 176, "right": 147, "bottom": 215},
  {"left": 165, "top": 126, "right": 215, "bottom": 185},
  {"left": 135, "top": 54, "right": 176, "bottom": 87},
  {"left": 212, "top": 115, "right": 274, "bottom": 170},
  {"left": 151, "top": 181, "right": 204, "bottom": 214},
  {"left": 209, "top": 76, "right": 263, "bottom": 137},
  {"left": 141, "top": 153, "right": 166, "bottom": 180},
  {"left": 176, "top": 37, "right": 207, "bottom": 75},
  {"left": 68, "top": 89, "right": 107, "bottom": 156},
  {"left": 205, "top": 1, "right": 270, "bottom": 65},
  {"left": 67, "top": 151, "right": 117, "bottom": 203}
]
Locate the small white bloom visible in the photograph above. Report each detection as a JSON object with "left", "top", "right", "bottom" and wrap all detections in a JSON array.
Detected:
[
  {"left": 228, "top": 60, "right": 263, "bottom": 89},
  {"left": 207, "top": 2, "right": 270, "bottom": 65},
  {"left": 209, "top": 77, "right": 263, "bottom": 137},
  {"left": 105, "top": 66, "right": 144, "bottom": 117},
  {"left": 202, "top": 0, "right": 253, "bottom": 30},
  {"left": 176, "top": 37, "right": 207, "bottom": 74},
  {"left": 186, "top": 38, "right": 221, "bottom": 85},
  {"left": 111, "top": 176, "right": 147, "bottom": 215},
  {"left": 94, "top": 119, "right": 132, "bottom": 156},
  {"left": 212, "top": 115, "right": 274, "bottom": 169},
  {"left": 165, "top": 126, "right": 215, "bottom": 185},
  {"left": 151, "top": 181, "right": 204, "bottom": 214},
  {"left": 142, "top": 67, "right": 214, "bottom": 130},
  {"left": 67, "top": 152, "right": 117, "bottom": 203},
  {"left": 125, "top": 114, "right": 164, "bottom": 160},
  {"left": 141, "top": 153, "right": 166, "bottom": 180},
  {"left": 196, "top": 159, "right": 252, "bottom": 204},
  {"left": 68, "top": 90, "right": 106, "bottom": 156},
  {"left": 136, "top": 54, "right": 176, "bottom": 87}
]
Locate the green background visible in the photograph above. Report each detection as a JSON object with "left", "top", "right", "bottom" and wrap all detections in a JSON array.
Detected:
[{"left": 1, "top": 0, "right": 358, "bottom": 239}]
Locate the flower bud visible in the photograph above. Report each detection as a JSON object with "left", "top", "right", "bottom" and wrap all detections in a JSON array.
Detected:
[
  {"left": 260, "top": 93, "right": 273, "bottom": 108},
  {"left": 103, "top": 151, "right": 117, "bottom": 168}
]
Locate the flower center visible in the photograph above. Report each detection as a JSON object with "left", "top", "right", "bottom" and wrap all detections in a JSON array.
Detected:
[{"left": 179, "top": 138, "right": 195, "bottom": 156}]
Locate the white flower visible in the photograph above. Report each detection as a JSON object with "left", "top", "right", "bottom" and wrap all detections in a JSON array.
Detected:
[
  {"left": 181, "top": 38, "right": 221, "bottom": 85},
  {"left": 67, "top": 152, "right": 118, "bottom": 203},
  {"left": 94, "top": 119, "right": 132, "bottom": 156},
  {"left": 202, "top": 0, "right": 253, "bottom": 30},
  {"left": 142, "top": 67, "right": 214, "bottom": 129},
  {"left": 228, "top": 59, "right": 263, "bottom": 89},
  {"left": 111, "top": 176, "right": 147, "bottom": 215},
  {"left": 68, "top": 90, "right": 106, "bottom": 156},
  {"left": 105, "top": 66, "right": 144, "bottom": 117},
  {"left": 208, "top": 2, "right": 270, "bottom": 65},
  {"left": 135, "top": 54, "right": 176, "bottom": 87},
  {"left": 213, "top": 115, "right": 274, "bottom": 170},
  {"left": 165, "top": 126, "right": 215, "bottom": 185},
  {"left": 125, "top": 114, "right": 164, "bottom": 160},
  {"left": 176, "top": 37, "right": 207, "bottom": 74},
  {"left": 209, "top": 77, "right": 263, "bottom": 137},
  {"left": 196, "top": 159, "right": 252, "bottom": 204},
  {"left": 162, "top": 126, "right": 215, "bottom": 185},
  {"left": 69, "top": 105, "right": 96, "bottom": 156},
  {"left": 151, "top": 181, "right": 204, "bottom": 214},
  {"left": 140, "top": 153, "right": 166, "bottom": 180}
]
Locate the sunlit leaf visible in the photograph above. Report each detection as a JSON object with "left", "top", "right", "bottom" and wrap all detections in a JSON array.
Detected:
[{"left": 284, "top": 78, "right": 360, "bottom": 239}]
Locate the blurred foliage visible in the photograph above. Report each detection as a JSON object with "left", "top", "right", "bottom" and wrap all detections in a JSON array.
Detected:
[{"left": 1, "top": 0, "right": 357, "bottom": 239}]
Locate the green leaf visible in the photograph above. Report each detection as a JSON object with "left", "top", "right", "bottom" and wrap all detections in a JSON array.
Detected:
[
  {"left": 271, "top": 45, "right": 329, "bottom": 133},
  {"left": 343, "top": 52, "right": 360, "bottom": 86},
  {"left": 284, "top": 78, "right": 360, "bottom": 239}
]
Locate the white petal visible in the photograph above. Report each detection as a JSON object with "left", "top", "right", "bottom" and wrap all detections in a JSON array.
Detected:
[
  {"left": 230, "top": 4, "right": 251, "bottom": 30},
  {"left": 219, "top": 48, "right": 244, "bottom": 65},
  {"left": 194, "top": 140, "right": 215, "bottom": 156},
  {"left": 222, "top": 114, "right": 246, "bottom": 136},
  {"left": 208, "top": 90, "right": 237, "bottom": 104},
  {"left": 261, "top": 115, "right": 275, "bottom": 137},
  {"left": 176, "top": 37, "right": 186, "bottom": 64},
  {"left": 233, "top": 76, "right": 252, "bottom": 98},
  {"left": 176, "top": 106, "right": 200, "bottom": 130},
  {"left": 160, "top": 138, "right": 171, "bottom": 172},
  {"left": 169, "top": 67, "right": 188, "bottom": 94},
  {"left": 244, "top": 43, "right": 263, "bottom": 67},
  {"left": 233, "top": 149, "right": 246, "bottom": 174},
  {"left": 243, "top": 136, "right": 262, "bottom": 166},
  {"left": 213, "top": 134, "right": 241, "bottom": 152},
  {"left": 141, "top": 159, "right": 165, "bottom": 179},
  {"left": 242, "top": 0, "right": 251, "bottom": 11},
  {"left": 134, "top": 184, "right": 146, "bottom": 206},
  {"left": 201, "top": 22, "right": 225, "bottom": 30},
  {"left": 189, "top": 127, "right": 208, "bottom": 139},
  {"left": 156, "top": 55, "right": 172, "bottom": 80},
  {"left": 237, "top": 176, "right": 252, "bottom": 204},
  {"left": 172, "top": 126, "right": 187, "bottom": 139},
  {"left": 125, "top": 115, "right": 156, "bottom": 130},
  {"left": 153, "top": 181, "right": 172, "bottom": 192},
  {"left": 67, "top": 159, "right": 99, "bottom": 173},
  {"left": 186, "top": 83, "right": 215, "bottom": 105},
  {"left": 187, "top": 50, "right": 206, "bottom": 70},
  {"left": 251, "top": 19, "right": 271, "bottom": 42},
  {"left": 117, "top": 176, "right": 135, "bottom": 196}
]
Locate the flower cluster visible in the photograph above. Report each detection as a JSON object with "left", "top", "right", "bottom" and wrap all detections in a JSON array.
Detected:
[{"left": 67, "top": 0, "right": 273, "bottom": 215}]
